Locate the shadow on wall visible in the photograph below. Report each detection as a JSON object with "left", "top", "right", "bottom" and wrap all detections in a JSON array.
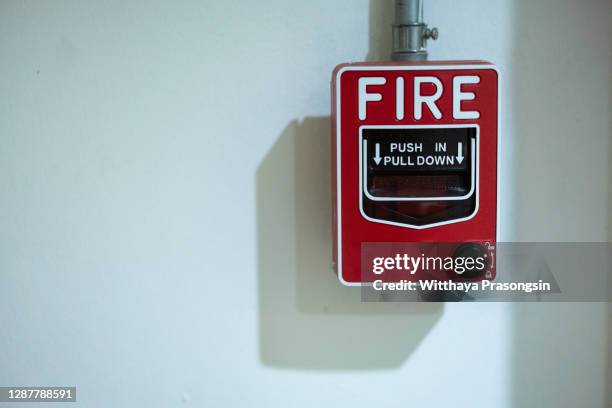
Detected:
[
  {"left": 510, "top": 0, "right": 612, "bottom": 407},
  {"left": 256, "top": 118, "right": 442, "bottom": 369},
  {"left": 256, "top": 0, "right": 442, "bottom": 370}
]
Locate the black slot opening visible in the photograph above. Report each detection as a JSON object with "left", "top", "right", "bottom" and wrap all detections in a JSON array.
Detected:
[{"left": 362, "top": 127, "right": 477, "bottom": 227}]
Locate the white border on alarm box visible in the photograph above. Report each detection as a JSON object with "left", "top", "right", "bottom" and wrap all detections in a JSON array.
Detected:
[
  {"left": 360, "top": 126, "right": 477, "bottom": 201},
  {"left": 335, "top": 64, "right": 501, "bottom": 287},
  {"left": 358, "top": 124, "right": 479, "bottom": 229}
]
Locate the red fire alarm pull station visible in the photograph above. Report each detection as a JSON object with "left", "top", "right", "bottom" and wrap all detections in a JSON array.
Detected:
[{"left": 332, "top": 63, "right": 499, "bottom": 286}]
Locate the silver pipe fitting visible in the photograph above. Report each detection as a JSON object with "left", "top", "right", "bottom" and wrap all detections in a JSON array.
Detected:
[{"left": 392, "top": 0, "right": 438, "bottom": 61}]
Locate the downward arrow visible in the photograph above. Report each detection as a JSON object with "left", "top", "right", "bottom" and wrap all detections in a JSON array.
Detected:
[
  {"left": 373, "top": 143, "right": 382, "bottom": 165},
  {"left": 456, "top": 142, "right": 464, "bottom": 164}
]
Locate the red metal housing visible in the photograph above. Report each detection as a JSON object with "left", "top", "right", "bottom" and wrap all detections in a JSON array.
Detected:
[{"left": 331, "top": 61, "right": 499, "bottom": 285}]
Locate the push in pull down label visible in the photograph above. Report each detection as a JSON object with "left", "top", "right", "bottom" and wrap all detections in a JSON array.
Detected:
[
  {"left": 360, "top": 126, "right": 478, "bottom": 201},
  {"left": 365, "top": 128, "right": 469, "bottom": 171}
]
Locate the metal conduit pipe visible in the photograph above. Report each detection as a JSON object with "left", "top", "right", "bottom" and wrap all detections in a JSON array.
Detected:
[{"left": 392, "top": 0, "right": 438, "bottom": 61}]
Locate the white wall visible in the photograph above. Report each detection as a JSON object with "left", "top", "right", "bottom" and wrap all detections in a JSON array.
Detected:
[{"left": 0, "top": 0, "right": 610, "bottom": 407}]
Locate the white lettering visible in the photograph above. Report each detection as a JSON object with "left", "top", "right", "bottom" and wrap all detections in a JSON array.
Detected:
[
  {"left": 358, "top": 77, "right": 386, "bottom": 120},
  {"left": 453, "top": 76, "right": 480, "bottom": 119},
  {"left": 414, "top": 76, "right": 443, "bottom": 120}
]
